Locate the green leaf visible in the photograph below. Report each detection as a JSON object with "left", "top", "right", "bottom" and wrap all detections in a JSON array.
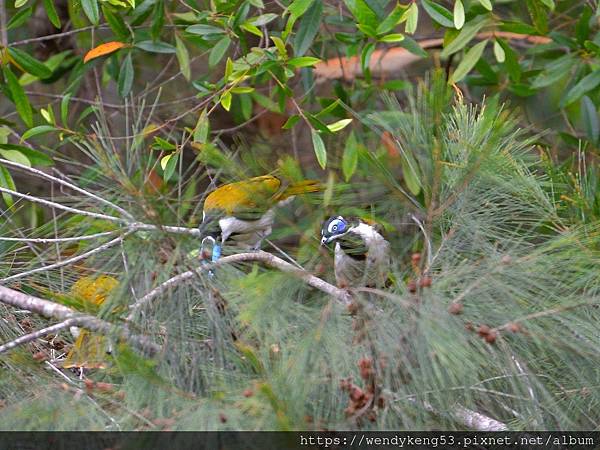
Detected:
[
  {"left": 0, "top": 164, "right": 16, "bottom": 208},
  {"left": 562, "top": 70, "right": 600, "bottom": 107},
  {"left": 185, "top": 24, "right": 226, "bottom": 35},
  {"left": 102, "top": 5, "right": 128, "bottom": 39},
  {"left": 249, "top": 13, "right": 277, "bottom": 26},
  {"left": 311, "top": 129, "right": 327, "bottom": 169},
  {"left": 288, "top": 0, "right": 314, "bottom": 18},
  {"left": 42, "top": 0, "right": 60, "bottom": 28},
  {"left": 3, "top": 66, "right": 33, "bottom": 127},
  {"left": 327, "top": 118, "right": 353, "bottom": 132},
  {"left": 135, "top": 41, "right": 176, "bottom": 53},
  {"left": 151, "top": 0, "right": 165, "bottom": 40},
  {"left": 0, "top": 149, "right": 31, "bottom": 167},
  {"left": 14, "top": 0, "right": 28, "bottom": 7},
  {"left": 493, "top": 39, "right": 505, "bottom": 63},
  {"left": 404, "top": 2, "right": 418, "bottom": 34},
  {"left": 376, "top": 3, "right": 408, "bottom": 35},
  {"left": 7, "top": 6, "right": 32, "bottom": 30},
  {"left": 421, "top": 0, "right": 453, "bottom": 28},
  {"left": 81, "top": 0, "right": 99, "bottom": 25},
  {"left": 478, "top": 0, "right": 492, "bottom": 11},
  {"left": 8, "top": 47, "right": 52, "bottom": 78},
  {"left": 581, "top": 96, "right": 599, "bottom": 145},
  {"left": 21, "top": 125, "right": 57, "bottom": 141},
  {"left": 449, "top": 39, "right": 488, "bottom": 83},
  {"left": 287, "top": 56, "right": 320, "bottom": 68},
  {"left": 398, "top": 36, "right": 428, "bottom": 57},
  {"left": 525, "top": 0, "right": 547, "bottom": 34},
  {"left": 18, "top": 50, "right": 70, "bottom": 86},
  {"left": 453, "top": 0, "right": 465, "bottom": 29},
  {"left": 530, "top": 55, "right": 572, "bottom": 89},
  {"left": 118, "top": 53, "right": 134, "bottom": 98},
  {"left": 441, "top": 17, "right": 490, "bottom": 58},
  {"left": 61, "top": 94, "right": 71, "bottom": 126},
  {"left": 497, "top": 38, "right": 520, "bottom": 82},
  {"left": 0, "top": 144, "right": 54, "bottom": 166},
  {"left": 240, "top": 23, "right": 263, "bottom": 37},
  {"left": 344, "top": 0, "right": 378, "bottom": 27},
  {"left": 193, "top": 109, "right": 210, "bottom": 144},
  {"left": 209, "top": 36, "right": 231, "bottom": 67},
  {"left": 538, "top": 0, "right": 554, "bottom": 11},
  {"left": 292, "top": 0, "right": 322, "bottom": 57},
  {"left": 361, "top": 41, "right": 375, "bottom": 74},
  {"left": 271, "top": 36, "right": 288, "bottom": 58},
  {"left": 220, "top": 91, "right": 232, "bottom": 111},
  {"left": 175, "top": 35, "right": 191, "bottom": 81},
  {"left": 379, "top": 33, "right": 405, "bottom": 43},
  {"left": 161, "top": 152, "right": 179, "bottom": 182},
  {"left": 342, "top": 131, "right": 358, "bottom": 181},
  {"left": 282, "top": 115, "right": 300, "bottom": 129}
]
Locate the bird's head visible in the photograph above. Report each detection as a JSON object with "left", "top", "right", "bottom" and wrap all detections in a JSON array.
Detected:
[{"left": 320, "top": 215, "right": 351, "bottom": 246}]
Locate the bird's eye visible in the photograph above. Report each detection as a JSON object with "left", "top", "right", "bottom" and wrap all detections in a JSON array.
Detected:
[{"left": 327, "top": 218, "right": 346, "bottom": 234}]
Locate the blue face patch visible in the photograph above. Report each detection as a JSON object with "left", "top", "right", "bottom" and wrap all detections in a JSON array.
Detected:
[{"left": 327, "top": 218, "right": 347, "bottom": 235}]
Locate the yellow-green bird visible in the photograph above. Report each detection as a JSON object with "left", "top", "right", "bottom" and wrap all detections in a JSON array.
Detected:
[{"left": 200, "top": 175, "right": 321, "bottom": 260}]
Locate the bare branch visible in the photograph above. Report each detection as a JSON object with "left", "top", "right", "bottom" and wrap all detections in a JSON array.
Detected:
[
  {"left": 0, "top": 285, "right": 160, "bottom": 355},
  {"left": 129, "top": 251, "right": 352, "bottom": 317},
  {"left": 0, "top": 319, "right": 78, "bottom": 354},
  {"left": 1, "top": 232, "right": 133, "bottom": 283},
  {"left": 0, "top": 231, "right": 118, "bottom": 243},
  {"left": 0, "top": 159, "right": 134, "bottom": 220}
]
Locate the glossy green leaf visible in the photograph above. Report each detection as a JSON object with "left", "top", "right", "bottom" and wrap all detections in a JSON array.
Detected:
[
  {"left": 193, "top": 109, "right": 210, "bottom": 144},
  {"left": 421, "top": 0, "right": 453, "bottom": 28},
  {"left": 102, "top": 5, "right": 129, "bottom": 39},
  {"left": 185, "top": 24, "right": 226, "bottom": 35},
  {"left": 282, "top": 115, "right": 301, "bottom": 129},
  {"left": 0, "top": 149, "right": 30, "bottom": 167},
  {"left": 581, "top": 96, "right": 599, "bottom": 145},
  {"left": 175, "top": 35, "right": 191, "bottom": 81},
  {"left": 135, "top": 41, "right": 176, "bottom": 53},
  {"left": 493, "top": 39, "right": 505, "bottom": 63},
  {"left": 21, "top": 125, "right": 57, "bottom": 141},
  {"left": 162, "top": 152, "right": 179, "bottom": 182},
  {"left": 311, "top": 129, "right": 327, "bottom": 169},
  {"left": 449, "top": 39, "right": 488, "bottom": 84},
  {"left": 271, "top": 36, "right": 288, "bottom": 58},
  {"left": 81, "top": 0, "right": 99, "bottom": 25},
  {"left": 209, "top": 36, "right": 231, "bottom": 67},
  {"left": 0, "top": 164, "right": 16, "bottom": 208},
  {"left": 7, "top": 6, "right": 32, "bottom": 30},
  {"left": 478, "top": 0, "right": 492, "bottom": 11},
  {"left": 0, "top": 144, "right": 54, "bottom": 166},
  {"left": 401, "top": 150, "right": 421, "bottom": 196},
  {"left": 376, "top": 3, "right": 408, "bottom": 35},
  {"left": 344, "top": 0, "right": 379, "bottom": 29},
  {"left": 151, "top": 0, "right": 165, "bottom": 40},
  {"left": 8, "top": 47, "right": 52, "bottom": 78},
  {"left": 42, "top": 0, "right": 60, "bottom": 28},
  {"left": 287, "top": 56, "right": 320, "bottom": 68},
  {"left": 342, "top": 131, "right": 358, "bottom": 181},
  {"left": 441, "top": 17, "right": 490, "bottom": 58},
  {"left": 562, "top": 70, "right": 600, "bottom": 107},
  {"left": 61, "top": 94, "right": 71, "bottom": 126},
  {"left": 404, "top": 2, "right": 418, "bottom": 34},
  {"left": 453, "top": 0, "right": 465, "bottom": 29},
  {"left": 288, "top": 0, "right": 314, "bottom": 18},
  {"left": 379, "top": 33, "right": 405, "bottom": 43},
  {"left": 292, "top": 0, "right": 322, "bottom": 56},
  {"left": 220, "top": 91, "right": 232, "bottom": 111},
  {"left": 327, "top": 118, "right": 353, "bottom": 132},
  {"left": 3, "top": 66, "right": 32, "bottom": 127},
  {"left": 118, "top": 53, "right": 134, "bottom": 98}
]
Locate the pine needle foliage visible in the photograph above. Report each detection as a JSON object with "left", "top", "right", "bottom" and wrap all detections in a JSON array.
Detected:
[{"left": 1, "top": 74, "right": 600, "bottom": 431}]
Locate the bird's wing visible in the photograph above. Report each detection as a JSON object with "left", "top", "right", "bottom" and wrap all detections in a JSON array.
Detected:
[
  {"left": 203, "top": 175, "right": 282, "bottom": 220},
  {"left": 336, "top": 233, "right": 368, "bottom": 260}
]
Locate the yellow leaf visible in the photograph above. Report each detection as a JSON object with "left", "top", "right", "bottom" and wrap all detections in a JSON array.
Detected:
[{"left": 83, "top": 41, "right": 128, "bottom": 63}]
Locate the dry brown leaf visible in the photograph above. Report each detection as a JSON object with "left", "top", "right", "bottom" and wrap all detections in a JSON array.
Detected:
[{"left": 83, "top": 41, "right": 128, "bottom": 63}]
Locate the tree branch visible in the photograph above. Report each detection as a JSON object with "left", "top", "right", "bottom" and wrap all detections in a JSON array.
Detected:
[
  {"left": 128, "top": 251, "right": 351, "bottom": 318},
  {"left": 0, "top": 319, "right": 77, "bottom": 354},
  {"left": 0, "top": 285, "right": 160, "bottom": 355}
]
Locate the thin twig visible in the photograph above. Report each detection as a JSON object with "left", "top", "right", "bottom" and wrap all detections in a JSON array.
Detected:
[
  {"left": 0, "top": 230, "right": 118, "bottom": 243},
  {"left": 1, "top": 232, "right": 133, "bottom": 283},
  {"left": 0, "top": 319, "right": 77, "bottom": 354}
]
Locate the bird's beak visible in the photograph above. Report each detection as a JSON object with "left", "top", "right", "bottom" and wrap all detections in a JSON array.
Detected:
[{"left": 320, "top": 236, "right": 328, "bottom": 246}]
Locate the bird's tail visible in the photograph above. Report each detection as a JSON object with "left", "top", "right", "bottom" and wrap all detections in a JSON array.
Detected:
[
  {"left": 63, "top": 331, "right": 109, "bottom": 369},
  {"left": 279, "top": 180, "right": 322, "bottom": 200}
]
